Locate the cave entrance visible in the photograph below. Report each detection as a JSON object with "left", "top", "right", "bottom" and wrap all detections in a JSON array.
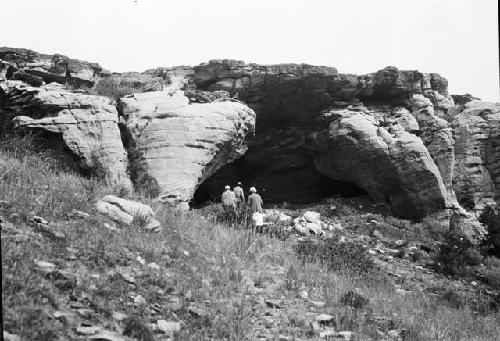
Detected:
[{"left": 191, "top": 157, "right": 367, "bottom": 208}]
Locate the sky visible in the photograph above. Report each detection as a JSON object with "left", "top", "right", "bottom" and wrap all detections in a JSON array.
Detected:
[{"left": 2, "top": 0, "right": 499, "bottom": 101}]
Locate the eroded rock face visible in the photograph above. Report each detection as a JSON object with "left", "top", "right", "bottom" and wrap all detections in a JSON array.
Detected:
[
  {"left": 0, "top": 47, "right": 104, "bottom": 87},
  {"left": 192, "top": 60, "right": 452, "bottom": 207},
  {"left": 451, "top": 101, "right": 500, "bottom": 211},
  {"left": 308, "top": 108, "right": 450, "bottom": 218},
  {"left": 2, "top": 81, "right": 131, "bottom": 190},
  {"left": 119, "top": 90, "right": 255, "bottom": 206}
]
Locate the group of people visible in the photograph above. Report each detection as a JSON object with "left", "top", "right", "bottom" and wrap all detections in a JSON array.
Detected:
[{"left": 221, "top": 182, "right": 263, "bottom": 224}]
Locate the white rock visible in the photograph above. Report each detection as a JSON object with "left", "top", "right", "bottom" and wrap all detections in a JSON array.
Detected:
[
  {"left": 303, "top": 211, "right": 321, "bottom": 224},
  {"left": 337, "top": 331, "right": 354, "bottom": 340},
  {"left": 133, "top": 295, "right": 146, "bottom": 305},
  {"left": 157, "top": 320, "right": 181, "bottom": 334},
  {"left": 76, "top": 325, "right": 99, "bottom": 335},
  {"left": 315, "top": 313, "right": 334, "bottom": 323},
  {"left": 305, "top": 222, "right": 323, "bottom": 235},
  {"left": 147, "top": 262, "right": 161, "bottom": 271},
  {"left": 120, "top": 90, "right": 256, "bottom": 204},
  {"left": 35, "top": 260, "right": 56, "bottom": 269}
]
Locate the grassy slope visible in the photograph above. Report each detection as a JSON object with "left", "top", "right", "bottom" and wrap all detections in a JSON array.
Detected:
[{"left": 1, "top": 135, "right": 500, "bottom": 340}]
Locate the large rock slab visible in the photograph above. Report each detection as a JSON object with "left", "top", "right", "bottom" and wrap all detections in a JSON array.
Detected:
[
  {"left": 2, "top": 81, "right": 131, "bottom": 190},
  {"left": 96, "top": 195, "right": 161, "bottom": 231},
  {"left": 308, "top": 108, "right": 451, "bottom": 218},
  {"left": 451, "top": 101, "right": 500, "bottom": 211},
  {"left": 0, "top": 47, "right": 104, "bottom": 87},
  {"left": 119, "top": 90, "right": 255, "bottom": 207}
]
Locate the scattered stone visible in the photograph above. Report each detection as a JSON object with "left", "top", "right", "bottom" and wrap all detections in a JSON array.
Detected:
[
  {"left": 136, "top": 255, "right": 146, "bottom": 265},
  {"left": 337, "top": 330, "right": 354, "bottom": 340},
  {"left": 88, "top": 330, "right": 135, "bottom": 341},
  {"left": 265, "top": 299, "right": 282, "bottom": 309},
  {"left": 32, "top": 215, "right": 49, "bottom": 224},
  {"left": 315, "top": 313, "right": 334, "bottom": 324},
  {"left": 309, "top": 300, "right": 326, "bottom": 308},
  {"left": 3, "top": 331, "right": 21, "bottom": 341},
  {"left": 319, "top": 329, "right": 337, "bottom": 338},
  {"left": 157, "top": 320, "right": 181, "bottom": 334},
  {"left": 119, "top": 271, "right": 135, "bottom": 284},
  {"left": 35, "top": 260, "right": 56, "bottom": 269},
  {"left": 76, "top": 325, "right": 99, "bottom": 335},
  {"left": 188, "top": 303, "right": 208, "bottom": 317},
  {"left": 96, "top": 195, "right": 158, "bottom": 229},
  {"left": 133, "top": 295, "right": 146, "bottom": 305},
  {"left": 303, "top": 211, "right": 321, "bottom": 224},
  {"left": 298, "top": 290, "right": 309, "bottom": 299},
  {"left": 112, "top": 311, "right": 128, "bottom": 321},
  {"left": 147, "top": 262, "right": 161, "bottom": 271},
  {"left": 165, "top": 296, "right": 183, "bottom": 311},
  {"left": 103, "top": 223, "right": 118, "bottom": 231},
  {"left": 70, "top": 209, "right": 90, "bottom": 219}
]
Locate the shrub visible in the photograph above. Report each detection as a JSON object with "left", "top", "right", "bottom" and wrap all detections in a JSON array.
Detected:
[
  {"left": 435, "top": 231, "right": 482, "bottom": 276},
  {"left": 123, "top": 317, "right": 154, "bottom": 341},
  {"left": 479, "top": 205, "right": 500, "bottom": 257},
  {"left": 295, "top": 237, "right": 375, "bottom": 275}
]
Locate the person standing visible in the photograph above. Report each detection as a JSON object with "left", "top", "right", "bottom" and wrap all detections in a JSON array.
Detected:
[
  {"left": 247, "top": 186, "right": 264, "bottom": 231},
  {"left": 247, "top": 187, "right": 263, "bottom": 213},
  {"left": 221, "top": 185, "right": 237, "bottom": 225},
  {"left": 234, "top": 181, "right": 245, "bottom": 206}
]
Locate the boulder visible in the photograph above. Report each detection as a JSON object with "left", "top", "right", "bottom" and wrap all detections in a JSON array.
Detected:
[
  {"left": 96, "top": 195, "right": 161, "bottom": 231},
  {"left": 309, "top": 109, "right": 451, "bottom": 219},
  {"left": 303, "top": 211, "right": 321, "bottom": 224},
  {"left": 0, "top": 47, "right": 104, "bottom": 87},
  {"left": 3, "top": 81, "right": 131, "bottom": 190},
  {"left": 449, "top": 208, "right": 487, "bottom": 243},
  {"left": 119, "top": 89, "right": 255, "bottom": 207}
]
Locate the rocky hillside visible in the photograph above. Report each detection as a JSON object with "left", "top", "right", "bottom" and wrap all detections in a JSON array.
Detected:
[{"left": 1, "top": 47, "right": 500, "bottom": 239}]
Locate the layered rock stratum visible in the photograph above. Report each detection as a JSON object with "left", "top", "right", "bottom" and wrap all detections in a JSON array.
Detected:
[
  {"left": 1, "top": 80, "right": 132, "bottom": 190},
  {"left": 119, "top": 90, "right": 255, "bottom": 207},
  {"left": 1, "top": 48, "right": 499, "bottom": 233}
]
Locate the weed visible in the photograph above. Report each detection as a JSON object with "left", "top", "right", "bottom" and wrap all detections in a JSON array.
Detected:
[
  {"left": 295, "top": 237, "right": 375, "bottom": 275},
  {"left": 123, "top": 316, "right": 154, "bottom": 341},
  {"left": 435, "top": 231, "right": 481, "bottom": 276}
]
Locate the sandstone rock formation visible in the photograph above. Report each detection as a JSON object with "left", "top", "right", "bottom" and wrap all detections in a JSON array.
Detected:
[
  {"left": 308, "top": 108, "right": 450, "bottom": 218},
  {"left": 96, "top": 195, "right": 161, "bottom": 232},
  {"left": 192, "top": 60, "right": 453, "bottom": 207},
  {"left": 451, "top": 101, "right": 500, "bottom": 211},
  {"left": 0, "top": 47, "right": 104, "bottom": 87},
  {"left": 119, "top": 89, "right": 255, "bottom": 207},
  {"left": 1, "top": 81, "right": 131, "bottom": 190},
  {"left": 2, "top": 47, "right": 499, "bottom": 229}
]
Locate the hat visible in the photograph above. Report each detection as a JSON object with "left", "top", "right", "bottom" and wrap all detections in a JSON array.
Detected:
[
  {"left": 224, "top": 185, "right": 230, "bottom": 190},
  {"left": 237, "top": 181, "right": 242, "bottom": 185},
  {"left": 250, "top": 187, "right": 256, "bottom": 193}
]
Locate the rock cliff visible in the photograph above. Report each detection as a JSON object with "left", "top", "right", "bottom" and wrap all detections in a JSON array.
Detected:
[
  {"left": 1, "top": 80, "right": 132, "bottom": 190},
  {"left": 308, "top": 108, "right": 451, "bottom": 219},
  {"left": 0, "top": 47, "right": 105, "bottom": 87},
  {"left": 1, "top": 48, "right": 499, "bottom": 227},
  {"left": 119, "top": 90, "right": 255, "bottom": 207}
]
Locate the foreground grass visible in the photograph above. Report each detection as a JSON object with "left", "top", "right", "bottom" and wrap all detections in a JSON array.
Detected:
[{"left": 2, "top": 135, "right": 500, "bottom": 340}]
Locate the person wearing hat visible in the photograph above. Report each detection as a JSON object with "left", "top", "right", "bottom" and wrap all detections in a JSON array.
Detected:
[
  {"left": 233, "top": 181, "right": 245, "bottom": 206},
  {"left": 221, "top": 185, "right": 237, "bottom": 223},
  {"left": 247, "top": 186, "right": 263, "bottom": 214}
]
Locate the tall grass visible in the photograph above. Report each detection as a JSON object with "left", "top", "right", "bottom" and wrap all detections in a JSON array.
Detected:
[{"left": 2, "top": 133, "right": 500, "bottom": 340}]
